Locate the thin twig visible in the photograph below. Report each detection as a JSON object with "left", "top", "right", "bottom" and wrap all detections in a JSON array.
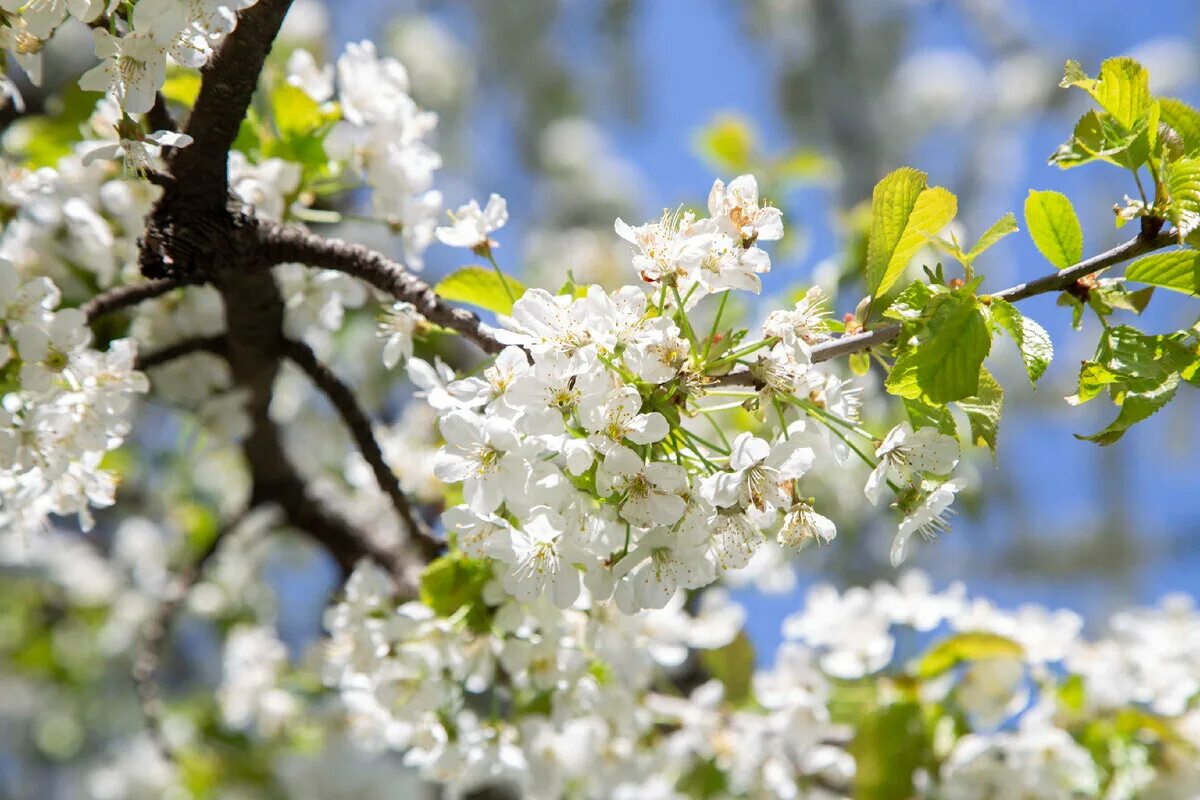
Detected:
[
  {"left": 132, "top": 508, "right": 249, "bottom": 762},
  {"left": 135, "top": 335, "right": 227, "bottom": 371},
  {"left": 281, "top": 338, "right": 442, "bottom": 561},
  {"left": 713, "top": 229, "right": 1177, "bottom": 385},
  {"left": 82, "top": 278, "right": 193, "bottom": 323}
]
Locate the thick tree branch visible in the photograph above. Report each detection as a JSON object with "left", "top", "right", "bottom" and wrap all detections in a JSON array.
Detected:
[
  {"left": 167, "top": 0, "right": 295, "bottom": 206},
  {"left": 281, "top": 337, "right": 442, "bottom": 561},
  {"left": 136, "top": 335, "right": 227, "bottom": 371},
  {"left": 258, "top": 222, "right": 504, "bottom": 355},
  {"left": 82, "top": 278, "right": 192, "bottom": 323}
]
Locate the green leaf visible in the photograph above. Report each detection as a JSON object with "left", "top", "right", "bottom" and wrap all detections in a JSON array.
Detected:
[
  {"left": 849, "top": 702, "right": 929, "bottom": 800},
  {"left": 270, "top": 83, "right": 332, "bottom": 138},
  {"left": 1077, "top": 373, "right": 1180, "bottom": 445},
  {"left": 1163, "top": 155, "right": 1200, "bottom": 238},
  {"left": 916, "top": 632, "right": 1024, "bottom": 679},
  {"left": 695, "top": 114, "right": 755, "bottom": 172},
  {"left": 1024, "top": 190, "right": 1083, "bottom": 269},
  {"left": 866, "top": 168, "right": 958, "bottom": 297},
  {"left": 965, "top": 212, "right": 1019, "bottom": 260},
  {"left": 915, "top": 292, "right": 992, "bottom": 403},
  {"left": 699, "top": 632, "right": 755, "bottom": 706},
  {"left": 955, "top": 369, "right": 1004, "bottom": 454},
  {"left": 420, "top": 553, "right": 494, "bottom": 633},
  {"left": 1125, "top": 249, "right": 1200, "bottom": 295},
  {"left": 773, "top": 149, "right": 835, "bottom": 184},
  {"left": 904, "top": 396, "right": 957, "bottom": 438},
  {"left": 1159, "top": 98, "right": 1200, "bottom": 155},
  {"left": 884, "top": 351, "right": 924, "bottom": 400},
  {"left": 1060, "top": 57, "right": 1151, "bottom": 130},
  {"left": 435, "top": 266, "right": 527, "bottom": 316},
  {"left": 5, "top": 84, "right": 100, "bottom": 168},
  {"left": 990, "top": 298, "right": 1054, "bottom": 385},
  {"left": 883, "top": 281, "right": 937, "bottom": 322}
]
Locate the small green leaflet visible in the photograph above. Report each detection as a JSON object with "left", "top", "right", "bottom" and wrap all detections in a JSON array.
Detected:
[
  {"left": 1159, "top": 98, "right": 1200, "bottom": 155},
  {"left": 904, "top": 396, "right": 957, "bottom": 437},
  {"left": 1125, "top": 249, "right": 1200, "bottom": 295},
  {"left": 915, "top": 291, "right": 991, "bottom": 403},
  {"left": 966, "top": 212, "right": 1020, "bottom": 261},
  {"left": 695, "top": 114, "right": 755, "bottom": 173},
  {"left": 435, "top": 266, "right": 527, "bottom": 315},
  {"left": 915, "top": 632, "right": 1024, "bottom": 679},
  {"left": 1060, "top": 57, "right": 1151, "bottom": 131},
  {"left": 1024, "top": 190, "right": 1083, "bottom": 269},
  {"left": 1163, "top": 156, "right": 1200, "bottom": 238},
  {"left": 1078, "top": 374, "right": 1180, "bottom": 446},
  {"left": 865, "top": 168, "right": 958, "bottom": 297},
  {"left": 1067, "top": 325, "right": 1196, "bottom": 445},
  {"left": 955, "top": 368, "right": 1004, "bottom": 454},
  {"left": 990, "top": 298, "right": 1053, "bottom": 385}
]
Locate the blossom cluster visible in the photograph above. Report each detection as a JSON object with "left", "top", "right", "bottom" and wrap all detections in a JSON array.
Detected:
[
  {"left": 323, "top": 562, "right": 1200, "bottom": 799},
  {"left": 396, "top": 175, "right": 965, "bottom": 616},
  {"left": 0, "top": 258, "right": 147, "bottom": 535}
]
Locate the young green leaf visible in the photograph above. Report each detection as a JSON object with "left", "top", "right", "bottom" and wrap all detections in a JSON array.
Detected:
[
  {"left": 865, "top": 169, "right": 957, "bottom": 297},
  {"left": 965, "top": 212, "right": 1019, "bottom": 260},
  {"left": 956, "top": 369, "right": 1004, "bottom": 454},
  {"left": 915, "top": 292, "right": 991, "bottom": 403},
  {"left": 1163, "top": 155, "right": 1200, "bottom": 238},
  {"left": 904, "top": 396, "right": 957, "bottom": 437},
  {"left": 435, "top": 266, "right": 527, "bottom": 315},
  {"left": 1060, "top": 57, "right": 1151, "bottom": 130},
  {"left": 1125, "top": 250, "right": 1200, "bottom": 295},
  {"left": 1159, "top": 98, "right": 1200, "bottom": 155},
  {"left": 695, "top": 114, "right": 755, "bottom": 173},
  {"left": 990, "top": 298, "right": 1054, "bottom": 385},
  {"left": 1077, "top": 373, "right": 1180, "bottom": 446},
  {"left": 915, "top": 632, "right": 1024, "bottom": 679},
  {"left": 1024, "top": 190, "right": 1083, "bottom": 269}
]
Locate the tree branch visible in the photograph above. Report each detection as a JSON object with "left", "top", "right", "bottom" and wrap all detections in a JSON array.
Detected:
[
  {"left": 145, "top": 91, "right": 178, "bottom": 134},
  {"left": 82, "top": 278, "right": 193, "bottom": 323},
  {"left": 281, "top": 337, "right": 442, "bottom": 561},
  {"left": 167, "top": 0, "right": 295, "bottom": 206},
  {"left": 714, "top": 229, "right": 1178, "bottom": 384},
  {"left": 136, "top": 335, "right": 227, "bottom": 371},
  {"left": 257, "top": 222, "right": 504, "bottom": 355}
]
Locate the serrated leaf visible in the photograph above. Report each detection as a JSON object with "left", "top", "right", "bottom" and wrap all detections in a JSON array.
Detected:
[
  {"left": 1163, "top": 156, "right": 1200, "bottom": 238},
  {"left": 1024, "top": 190, "right": 1083, "bottom": 269},
  {"left": 955, "top": 369, "right": 1004, "bottom": 454},
  {"left": 990, "top": 298, "right": 1053, "bottom": 385},
  {"left": 695, "top": 114, "right": 755, "bottom": 173},
  {"left": 1068, "top": 361, "right": 1120, "bottom": 406},
  {"left": 866, "top": 169, "right": 957, "bottom": 297},
  {"left": 699, "top": 632, "right": 755, "bottom": 706},
  {"left": 883, "top": 281, "right": 936, "bottom": 322},
  {"left": 1077, "top": 373, "right": 1180, "bottom": 446},
  {"left": 435, "top": 266, "right": 526, "bottom": 316},
  {"left": 1125, "top": 249, "right": 1200, "bottom": 295},
  {"left": 1159, "top": 98, "right": 1200, "bottom": 155},
  {"left": 881, "top": 187, "right": 958, "bottom": 297},
  {"left": 904, "top": 396, "right": 957, "bottom": 437},
  {"left": 884, "top": 351, "right": 924, "bottom": 400},
  {"left": 916, "top": 292, "right": 991, "bottom": 403},
  {"left": 965, "top": 212, "right": 1019, "bottom": 260},
  {"left": 916, "top": 632, "right": 1024, "bottom": 679},
  {"left": 1060, "top": 57, "right": 1151, "bottom": 130}
]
